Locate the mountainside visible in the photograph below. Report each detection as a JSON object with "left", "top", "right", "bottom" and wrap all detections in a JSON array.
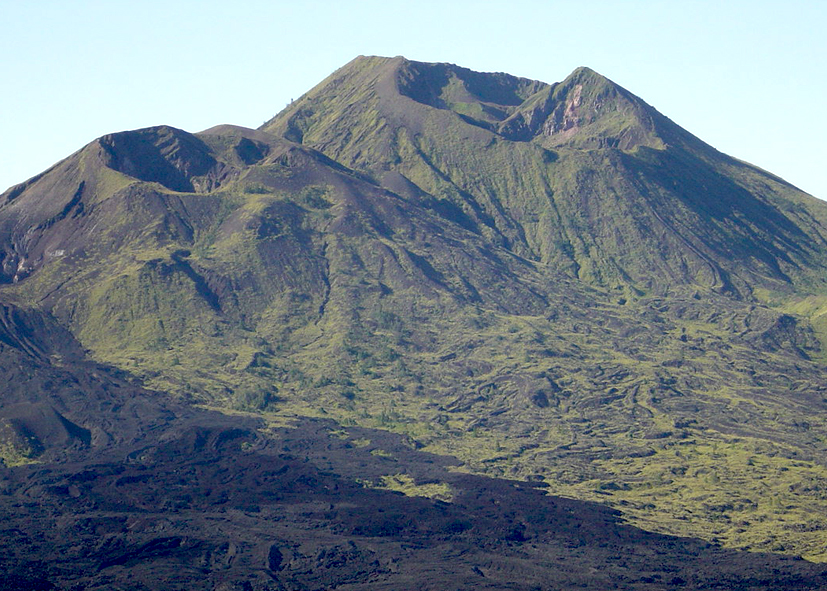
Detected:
[
  {"left": 0, "top": 301, "right": 145, "bottom": 466},
  {"left": 263, "top": 56, "right": 827, "bottom": 296},
  {"left": 4, "top": 55, "right": 827, "bottom": 581}
]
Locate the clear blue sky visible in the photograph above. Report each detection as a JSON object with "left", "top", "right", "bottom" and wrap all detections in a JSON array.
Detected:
[{"left": 2, "top": 0, "right": 825, "bottom": 199}]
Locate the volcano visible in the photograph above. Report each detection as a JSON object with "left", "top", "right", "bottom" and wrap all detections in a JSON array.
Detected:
[{"left": 3, "top": 56, "right": 827, "bottom": 588}]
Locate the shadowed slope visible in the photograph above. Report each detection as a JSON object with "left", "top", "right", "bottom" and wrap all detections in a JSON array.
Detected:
[
  {"left": 0, "top": 299, "right": 183, "bottom": 466},
  {"left": 4, "top": 417, "right": 827, "bottom": 590}
]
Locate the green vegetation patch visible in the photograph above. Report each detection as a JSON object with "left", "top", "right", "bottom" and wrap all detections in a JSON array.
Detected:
[{"left": 362, "top": 473, "right": 454, "bottom": 503}]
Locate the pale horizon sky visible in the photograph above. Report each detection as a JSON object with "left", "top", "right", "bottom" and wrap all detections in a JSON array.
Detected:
[{"left": 2, "top": 0, "right": 825, "bottom": 200}]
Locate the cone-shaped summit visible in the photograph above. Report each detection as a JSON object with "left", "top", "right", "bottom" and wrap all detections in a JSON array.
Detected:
[{"left": 262, "top": 56, "right": 827, "bottom": 296}]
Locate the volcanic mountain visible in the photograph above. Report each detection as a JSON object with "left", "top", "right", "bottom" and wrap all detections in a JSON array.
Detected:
[{"left": 3, "top": 56, "right": 827, "bottom": 587}]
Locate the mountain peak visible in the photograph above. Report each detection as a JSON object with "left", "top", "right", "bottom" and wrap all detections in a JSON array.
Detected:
[
  {"left": 567, "top": 65, "right": 605, "bottom": 80},
  {"left": 527, "top": 64, "right": 665, "bottom": 150},
  {"left": 256, "top": 56, "right": 827, "bottom": 295},
  {"left": 262, "top": 56, "right": 666, "bottom": 153}
]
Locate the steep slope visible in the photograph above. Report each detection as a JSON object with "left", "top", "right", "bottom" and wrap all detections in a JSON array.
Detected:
[
  {"left": 263, "top": 56, "right": 827, "bottom": 296},
  {"left": 4, "top": 56, "right": 827, "bottom": 561},
  {"left": 0, "top": 299, "right": 182, "bottom": 466}
]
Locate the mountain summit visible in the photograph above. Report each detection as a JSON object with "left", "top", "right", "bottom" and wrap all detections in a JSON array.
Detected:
[
  {"left": 3, "top": 56, "right": 827, "bottom": 579},
  {"left": 264, "top": 56, "right": 665, "bottom": 153},
  {"left": 263, "top": 56, "right": 827, "bottom": 296}
]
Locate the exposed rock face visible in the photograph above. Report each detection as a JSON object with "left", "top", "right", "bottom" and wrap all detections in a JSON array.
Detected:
[{"left": 543, "top": 82, "right": 583, "bottom": 139}]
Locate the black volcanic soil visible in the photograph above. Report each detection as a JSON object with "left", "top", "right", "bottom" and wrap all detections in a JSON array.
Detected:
[
  {"left": 0, "top": 302, "right": 825, "bottom": 589},
  {"left": 2, "top": 415, "right": 827, "bottom": 591}
]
